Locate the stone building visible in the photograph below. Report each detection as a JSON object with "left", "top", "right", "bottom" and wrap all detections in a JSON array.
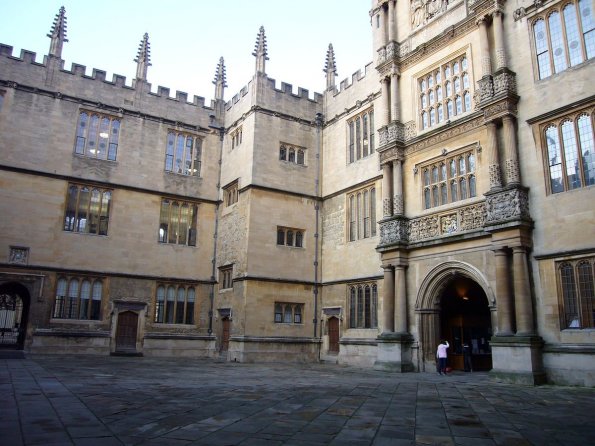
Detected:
[{"left": 0, "top": 1, "right": 593, "bottom": 386}]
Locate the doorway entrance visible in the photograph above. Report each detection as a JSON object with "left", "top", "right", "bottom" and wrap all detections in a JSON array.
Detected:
[
  {"left": 328, "top": 317, "right": 340, "bottom": 354},
  {"left": 440, "top": 277, "right": 492, "bottom": 371},
  {"left": 0, "top": 283, "right": 30, "bottom": 350},
  {"left": 115, "top": 311, "right": 138, "bottom": 353},
  {"left": 221, "top": 317, "right": 231, "bottom": 352}
]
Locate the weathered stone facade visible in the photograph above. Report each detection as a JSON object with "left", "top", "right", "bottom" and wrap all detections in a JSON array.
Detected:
[{"left": 0, "top": 1, "right": 594, "bottom": 386}]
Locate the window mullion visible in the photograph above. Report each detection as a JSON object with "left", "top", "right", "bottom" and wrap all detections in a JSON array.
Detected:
[
  {"left": 558, "top": 124, "right": 570, "bottom": 191},
  {"left": 545, "top": 15, "right": 556, "bottom": 76}
]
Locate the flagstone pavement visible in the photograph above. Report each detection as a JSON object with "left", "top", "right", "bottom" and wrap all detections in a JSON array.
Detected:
[{"left": 1, "top": 354, "right": 594, "bottom": 446}]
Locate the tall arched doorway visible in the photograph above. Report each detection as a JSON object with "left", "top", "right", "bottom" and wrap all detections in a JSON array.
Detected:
[
  {"left": 0, "top": 282, "right": 30, "bottom": 350},
  {"left": 415, "top": 261, "right": 496, "bottom": 372},
  {"left": 440, "top": 277, "right": 493, "bottom": 371}
]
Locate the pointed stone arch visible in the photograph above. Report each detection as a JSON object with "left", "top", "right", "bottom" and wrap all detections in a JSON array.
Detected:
[{"left": 414, "top": 261, "right": 496, "bottom": 370}]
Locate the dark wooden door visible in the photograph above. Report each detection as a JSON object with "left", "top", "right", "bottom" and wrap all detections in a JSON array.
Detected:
[
  {"left": 116, "top": 311, "right": 138, "bottom": 352},
  {"left": 221, "top": 318, "right": 230, "bottom": 352},
  {"left": 328, "top": 317, "right": 339, "bottom": 354}
]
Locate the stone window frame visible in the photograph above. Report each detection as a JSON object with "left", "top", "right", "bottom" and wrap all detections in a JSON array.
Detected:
[
  {"left": 0, "top": 89, "right": 5, "bottom": 112},
  {"left": 63, "top": 183, "right": 112, "bottom": 236},
  {"left": 279, "top": 143, "right": 307, "bottom": 166},
  {"left": 528, "top": 0, "right": 595, "bottom": 81},
  {"left": 347, "top": 282, "right": 378, "bottom": 329},
  {"left": 347, "top": 108, "right": 375, "bottom": 163},
  {"left": 419, "top": 147, "right": 477, "bottom": 210},
  {"left": 154, "top": 283, "right": 196, "bottom": 325},
  {"left": 556, "top": 255, "right": 595, "bottom": 329},
  {"left": 415, "top": 49, "right": 473, "bottom": 132},
  {"left": 223, "top": 180, "right": 239, "bottom": 207},
  {"left": 52, "top": 275, "right": 104, "bottom": 321},
  {"left": 276, "top": 226, "right": 305, "bottom": 248},
  {"left": 74, "top": 109, "right": 121, "bottom": 161},
  {"left": 347, "top": 184, "right": 377, "bottom": 242},
  {"left": 538, "top": 105, "right": 595, "bottom": 194},
  {"left": 274, "top": 302, "right": 304, "bottom": 324},
  {"left": 219, "top": 265, "right": 233, "bottom": 290},
  {"left": 164, "top": 130, "right": 203, "bottom": 177},
  {"left": 158, "top": 198, "right": 198, "bottom": 246},
  {"left": 231, "top": 126, "right": 243, "bottom": 149}
]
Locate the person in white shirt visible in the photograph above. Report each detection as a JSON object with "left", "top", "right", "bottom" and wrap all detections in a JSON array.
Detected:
[{"left": 436, "top": 340, "right": 449, "bottom": 375}]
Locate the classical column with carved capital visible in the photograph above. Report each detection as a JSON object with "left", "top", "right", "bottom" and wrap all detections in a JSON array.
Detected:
[
  {"left": 380, "top": 77, "right": 390, "bottom": 128},
  {"left": 394, "top": 265, "right": 408, "bottom": 334},
  {"left": 486, "top": 122, "right": 503, "bottom": 189},
  {"left": 382, "top": 265, "right": 395, "bottom": 333},
  {"left": 513, "top": 246, "right": 535, "bottom": 335},
  {"left": 382, "top": 162, "right": 394, "bottom": 217},
  {"left": 493, "top": 9, "right": 507, "bottom": 70},
  {"left": 503, "top": 116, "right": 521, "bottom": 185},
  {"left": 494, "top": 248, "right": 514, "bottom": 335},
  {"left": 392, "top": 159, "right": 404, "bottom": 216},
  {"left": 477, "top": 16, "right": 492, "bottom": 77}
]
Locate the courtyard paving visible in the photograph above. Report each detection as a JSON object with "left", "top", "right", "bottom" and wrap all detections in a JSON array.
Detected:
[{"left": 1, "top": 354, "right": 594, "bottom": 446}]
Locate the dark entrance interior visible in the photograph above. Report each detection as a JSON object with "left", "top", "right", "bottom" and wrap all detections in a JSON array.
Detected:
[
  {"left": 0, "top": 283, "right": 30, "bottom": 350},
  {"left": 440, "top": 276, "right": 492, "bottom": 371}
]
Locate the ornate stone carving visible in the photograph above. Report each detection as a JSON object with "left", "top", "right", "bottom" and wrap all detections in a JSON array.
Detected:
[
  {"left": 513, "top": 7, "right": 526, "bottom": 20},
  {"left": 409, "top": 215, "right": 439, "bottom": 242},
  {"left": 9, "top": 246, "right": 29, "bottom": 265},
  {"left": 405, "top": 120, "right": 416, "bottom": 140},
  {"left": 410, "top": 0, "right": 449, "bottom": 29},
  {"left": 505, "top": 159, "right": 520, "bottom": 184},
  {"left": 478, "top": 76, "right": 494, "bottom": 103},
  {"left": 458, "top": 203, "right": 486, "bottom": 231},
  {"left": 386, "top": 41, "right": 399, "bottom": 61},
  {"left": 485, "top": 187, "right": 531, "bottom": 224},
  {"left": 383, "top": 198, "right": 393, "bottom": 217},
  {"left": 406, "top": 115, "right": 485, "bottom": 155},
  {"left": 377, "top": 46, "right": 387, "bottom": 64},
  {"left": 379, "top": 218, "right": 409, "bottom": 245},
  {"left": 378, "top": 121, "right": 405, "bottom": 147},
  {"left": 493, "top": 70, "right": 517, "bottom": 96},
  {"left": 483, "top": 98, "right": 518, "bottom": 120},
  {"left": 393, "top": 195, "right": 404, "bottom": 215},
  {"left": 489, "top": 164, "right": 503, "bottom": 188},
  {"left": 440, "top": 213, "right": 457, "bottom": 234}
]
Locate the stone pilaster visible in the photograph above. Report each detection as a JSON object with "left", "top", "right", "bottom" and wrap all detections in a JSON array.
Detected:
[
  {"left": 390, "top": 70, "right": 400, "bottom": 123},
  {"left": 503, "top": 116, "right": 520, "bottom": 185},
  {"left": 394, "top": 265, "right": 407, "bottom": 334},
  {"left": 492, "top": 9, "right": 507, "bottom": 70},
  {"left": 382, "top": 163, "right": 393, "bottom": 217},
  {"left": 381, "top": 265, "right": 395, "bottom": 334},
  {"left": 494, "top": 248, "right": 514, "bottom": 335},
  {"left": 512, "top": 246, "right": 535, "bottom": 335},
  {"left": 486, "top": 122, "right": 502, "bottom": 189},
  {"left": 392, "top": 159, "right": 403, "bottom": 216},
  {"left": 380, "top": 77, "right": 390, "bottom": 128},
  {"left": 477, "top": 16, "right": 492, "bottom": 77},
  {"left": 388, "top": 0, "right": 396, "bottom": 42}
]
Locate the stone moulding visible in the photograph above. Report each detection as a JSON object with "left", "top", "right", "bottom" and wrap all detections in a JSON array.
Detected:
[{"left": 378, "top": 201, "right": 487, "bottom": 248}]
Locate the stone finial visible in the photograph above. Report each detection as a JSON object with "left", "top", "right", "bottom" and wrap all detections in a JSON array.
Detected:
[
  {"left": 252, "top": 26, "right": 269, "bottom": 75},
  {"left": 47, "top": 6, "right": 68, "bottom": 58},
  {"left": 134, "top": 33, "right": 152, "bottom": 81},
  {"left": 212, "top": 57, "right": 227, "bottom": 102},
  {"left": 324, "top": 43, "right": 337, "bottom": 90}
]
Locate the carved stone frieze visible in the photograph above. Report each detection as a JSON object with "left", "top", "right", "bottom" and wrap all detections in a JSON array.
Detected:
[
  {"left": 406, "top": 115, "right": 484, "bottom": 155},
  {"left": 505, "top": 159, "right": 520, "bottom": 184},
  {"left": 378, "top": 121, "right": 405, "bottom": 148},
  {"left": 409, "top": 215, "right": 439, "bottom": 242},
  {"left": 493, "top": 70, "right": 517, "bottom": 96},
  {"left": 393, "top": 195, "right": 404, "bottom": 215},
  {"left": 410, "top": 0, "right": 449, "bottom": 30},
  {"left": 440, "top": 213, "right": 458, "bottom": 234},
  {"left": 489, "top": 164, "right": 503, "bottom": 188},
  {"left": 458, "top": 203, "right": 486, "bottom": 231},
  {"left": 383, "top": 198, "right": 393, "bottom": 217},
  {"left": 485, "top": 187, "right": 531, "bottom": 225},
  {"left": 483, "top": 98, "right": 518, "bottom": 120},
  {"left": 478, "top": 76, "right": 494, "bottom": 103},
  {"left": 405, "top": 121, "right": 416, "bottom": 140},
  {"left": 379, "top": 217, "right": 409, "bottom": 246}
]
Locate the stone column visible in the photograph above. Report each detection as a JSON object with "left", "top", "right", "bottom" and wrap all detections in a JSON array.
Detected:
[
  {"left": 390, "top": 70, "right": 400, "bottom": 123},
  {"left": 494, "top": 248, "right": 514, "bottom": 335},
  {"left": 477, "top": 16, "right": 492, "bottom": 77},
  {"left": 493, "top": 9, "right": 507, "bottom": 70},
  {"left": 486, "top": 121, "right": 503, "bottom": 189},
  {"left": 379, "top": 2, "right": 387, "bottom": 47},
  {"left": 382, "top": 163, "right": 394, "bottom": 217},
  {"left": 392, "top": 159, "right": 403, "bottom": 216},
  {"left": 513, "top": 246, "right": 535, "bottom": 335},
  {"left": 382, "top": 265, "right": 395, "bottom": 333},
  {"left": 380, "top": 77, "right": 390, "bottom": 128},
  {"left": 394, "top": 265, "right": 408, "bottom": 333},
  {"left": 388, "top": 0, "right": 396, "bottom": 42},
  {"left": 502, "top": 116, "right": 521, "bottom": 185}
]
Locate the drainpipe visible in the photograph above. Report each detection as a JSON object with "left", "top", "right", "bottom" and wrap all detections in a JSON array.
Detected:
[
  {"left": 208, "top": 116, "right": 225, "bottom": 335},
  {"left": 313, "top": 113, "right": 323, "bottom": 341}
]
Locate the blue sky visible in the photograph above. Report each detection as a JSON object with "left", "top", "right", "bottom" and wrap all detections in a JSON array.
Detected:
[{"left": 0, "top": 0, "right": 373, "bottom": 102}]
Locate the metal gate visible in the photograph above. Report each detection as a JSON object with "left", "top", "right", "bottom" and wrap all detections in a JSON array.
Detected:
[{"left": 0, "top": 293, "right": 23, "bottom": 346}]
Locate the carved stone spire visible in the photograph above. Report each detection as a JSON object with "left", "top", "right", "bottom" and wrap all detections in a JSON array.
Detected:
[
  {"left": 47, "top": 6, "right": 68, "bottom": 58},
  {"left": 324, "top": 43, "right": 337, "bottom": 91},
  {"left": 134, "top": 33, "right": 152, "bottom": 82},
  {"left": 213, "top": 57, "right": 227, "bottom": 102},
  {"left": 252, "top": 26, "right": 269, "bottom": 75}
]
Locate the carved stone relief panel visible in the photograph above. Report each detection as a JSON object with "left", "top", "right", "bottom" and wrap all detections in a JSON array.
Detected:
[{"left": 485, "top": 187, "right": 531, "bottom": 224}]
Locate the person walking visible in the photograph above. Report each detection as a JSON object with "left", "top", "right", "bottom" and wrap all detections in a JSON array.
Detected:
[{"left": 436, "top": 340, "right": 449, "bottom": 375}]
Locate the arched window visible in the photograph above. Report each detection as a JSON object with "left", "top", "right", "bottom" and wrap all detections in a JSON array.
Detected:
[
  {"left": 155, "top": 286, "right": 165, "bottom": 323},
  {"left": 295, "top": 231, "right": 303, "bottom": 248},
  {"left": 288, "top": 148, "right": 296, "bottom": 163},
  {"left": 430, "top": 108, "right": 436, "bottom": 126},
  {"left": 274, "top": 303, "right": 283, "bottom": 322},
  {"left": 297, "top": 149, "right": 305, "bottom": 165},
  {"left": 286, "top": 230, "right": 294, "bottom": 246},
  {"left": 277, "top": 228, "right": 285, "bottom": 245},
  {"left": 279, "top": 145, "right": 287, "bottom": 160}
]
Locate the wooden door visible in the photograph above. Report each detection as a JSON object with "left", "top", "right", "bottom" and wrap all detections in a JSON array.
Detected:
[
  {"left": 221, "top": 317, "right": 230, "bottom": 352},
  {"left": 115, "top": 311, "right": 138, "bottom": 352},
  {"left": 328, "top": 317, "right": 340, "bottom": 354}
]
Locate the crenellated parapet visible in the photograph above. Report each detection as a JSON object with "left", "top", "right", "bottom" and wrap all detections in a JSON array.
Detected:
[{"left": 0, "top": 44, "right": 214, "bottom": 111}]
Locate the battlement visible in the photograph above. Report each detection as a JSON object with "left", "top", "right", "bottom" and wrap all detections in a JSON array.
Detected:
[
  {"left": 0, "top": 43, "right": 211, "bottom": 110},
  {"left": 333, "top": 61, "right": 374, "bottom": 97}
]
